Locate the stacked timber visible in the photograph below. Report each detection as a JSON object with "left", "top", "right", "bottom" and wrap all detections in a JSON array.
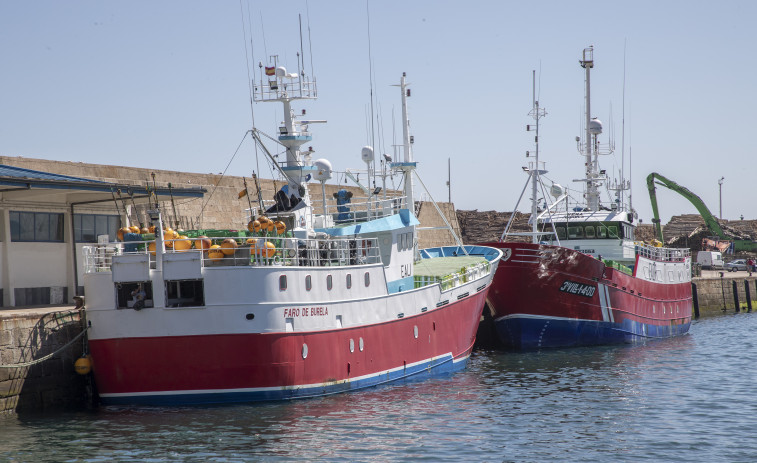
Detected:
[{"left": 456, "top": 210, "right": 531, "bottom": 244}]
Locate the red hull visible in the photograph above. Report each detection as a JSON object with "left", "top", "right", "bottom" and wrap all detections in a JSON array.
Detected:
[
  {"left": 89, "top": 289, "right": 488, "bottom": 403},
  {"left": 480, "top": 242, "right": 692, "bottom": 348}
]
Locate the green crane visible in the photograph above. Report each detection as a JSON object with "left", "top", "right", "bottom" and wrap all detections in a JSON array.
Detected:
[{"left": 646, "top": 172, "right": 757, "bottom": 252}]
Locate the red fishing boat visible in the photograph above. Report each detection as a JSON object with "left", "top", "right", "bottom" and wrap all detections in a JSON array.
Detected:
[{"left": 480, "top": 47, "right": 692, "bottom": 349}]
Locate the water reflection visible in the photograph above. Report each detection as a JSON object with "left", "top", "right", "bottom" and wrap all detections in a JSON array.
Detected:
[{"left": 4, "top": 315, "right": 757, "bottom": 462}]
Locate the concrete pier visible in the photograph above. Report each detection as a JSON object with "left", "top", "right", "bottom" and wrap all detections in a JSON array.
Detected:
[{"left": 0, "top": 306, "right": 90, "bottom": 414}]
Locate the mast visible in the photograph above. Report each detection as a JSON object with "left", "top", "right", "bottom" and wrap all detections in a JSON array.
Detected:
[
  {"left": 254, "top": 57, "right": 324, "bottom": 212},
  {"left": 390, "top": 72, "right": 416, "bottom": 210},
  {"left": 527, "top": 71, "right": 546, "bottom": 244},
  {"left": 580, "top": 46, "right": 601, "bottom": 211}
]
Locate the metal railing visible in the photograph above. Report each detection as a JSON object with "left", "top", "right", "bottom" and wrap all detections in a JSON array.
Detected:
[
  {"left": 82, "top": 235, "right": 381, "bottom": 273},
  {"left": 635, "top": 243, "right": 690, "bottom": 262},
  {"left": 413, "top": 260, "right": 492, "bottom": 292},
  {"left": 252, "top": 193, "right": 406, "bottom": 225}
]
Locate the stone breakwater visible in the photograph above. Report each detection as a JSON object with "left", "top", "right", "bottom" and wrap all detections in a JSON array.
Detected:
[{"left": 0, "top": 307, "right": 90, "bottom": 414}]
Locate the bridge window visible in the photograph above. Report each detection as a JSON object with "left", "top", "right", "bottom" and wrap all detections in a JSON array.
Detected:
[
  {"left": 584, "top": 226, "right": 596, "bottom": 239},
  {"left": 568, "top": 226, "right": 584, "bottom": 239},
  {"left": 555, "top": 227, "right": 567, "bottom": 239},
  {"left": 597, "top": 226, "right": 607, "bottom": 238},
  {"left": 607, "top": 225, "right": 619, "bottom": 238}
]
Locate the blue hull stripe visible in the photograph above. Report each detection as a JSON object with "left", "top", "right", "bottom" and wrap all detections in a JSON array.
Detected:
[
  {"left": 100, "top": 353, "right": 468, "bottom": 406},
  {"left": 495, "top": 314, "right": 691, "bottom": 350}
]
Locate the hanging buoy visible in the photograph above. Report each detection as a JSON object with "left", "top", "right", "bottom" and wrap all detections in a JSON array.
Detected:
[
  {"left": 266, "top": 221, "right": 275, "bottom": 233},
  {"left": 74, "top": 355, "right": 92, "bottom": 375},
  {"left": 275, "top": 221, "right": 286, "bottom": 235},
  {"left": 148, "top": 241, "right": 157, "bottom": 256}
]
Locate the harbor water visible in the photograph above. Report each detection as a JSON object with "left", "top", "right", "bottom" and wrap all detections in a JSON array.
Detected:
[{"left": 2, "top": 313, "right": 756, "bottom": 462}]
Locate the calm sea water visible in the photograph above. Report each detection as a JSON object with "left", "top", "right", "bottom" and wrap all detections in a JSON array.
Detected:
[{"left": 2, "top": 313, "right": 757, "bottom": 463}]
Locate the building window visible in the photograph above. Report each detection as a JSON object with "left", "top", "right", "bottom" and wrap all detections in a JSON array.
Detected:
[
  {"left": 74, "top": 213, "right": 121, "bottom": 243},
  {"left": 10, "top": 211, "right": 64, "bottom": 242}
]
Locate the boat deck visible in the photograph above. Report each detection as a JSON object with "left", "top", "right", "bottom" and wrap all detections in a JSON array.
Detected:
[{"left": 414, "top": 255, "right": 487, "bottom": 278}]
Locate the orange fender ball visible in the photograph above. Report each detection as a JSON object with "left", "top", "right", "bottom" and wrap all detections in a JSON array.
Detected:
[
  {"left": 140, "top": 227, "right": 150, "bottom": 234},
  {"left": 263, "top": 241, "right": 276, "bottom": 258},
  {"left": 74, "top": 356, "right": 92, "bottom": 375},
  {"left": 275, "top": 221, "right": 286, "bottom": 235},
  {"left": 195, "top": 235, "right": 211, "bottom": 251},
  {"left": 220, "top": 238, "right": 238, "bottom": 256},
  {"left": 117, "top": 227, "right": 130, "bottom": 241},
  {"left": 129, "top": 225, "right": 140, "bottom": 233},
  {"left": 208, "top": 244, "right": 224, "bottom": 260},
  {"left": 148, "top": 241, "right": 157, "bottom": 256},
  {"left": 174, "top": 235, "right": 191, "bottom": 252}
]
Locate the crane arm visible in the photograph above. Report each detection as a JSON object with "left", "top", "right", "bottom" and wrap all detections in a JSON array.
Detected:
[{"left": 646, "top": 172, "right": 726, "bottom": 242}]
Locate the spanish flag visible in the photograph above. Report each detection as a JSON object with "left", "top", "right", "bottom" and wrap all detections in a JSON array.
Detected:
[{"left": 265, "top": 66, "right": 275, "bottom": 76}]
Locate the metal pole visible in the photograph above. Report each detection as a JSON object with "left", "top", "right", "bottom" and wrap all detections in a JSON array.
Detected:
[{"left": 718, "top": 176, "right": 724, "bottom": 219}]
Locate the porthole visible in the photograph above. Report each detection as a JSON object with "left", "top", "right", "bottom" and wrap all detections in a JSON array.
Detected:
[
  {"left": 359, "top": 337, "right": 364, "bottom": 351},
  {"left": 349, "top": 339, "right": 355, "bottom": 353},
  {"left": 327, "top": 274, "right": 333, "bottom": 291},
  {"left": 279, "top": 275, "right": 287, "bottom": 291},
  {"left": 346, "top": 273, "right": 352, "bottom": 289},
  {"left": 245, "top": 313, "right": 255, "bottom": 320},
  {"left": 305, "top": 274, "right": 312, "bottom": 291},
  {"left": 364, "top": 272, "right": 370, "bottom": 287},
  {"left": 302, "top": 343, "right": 308, "bottom": 359},
  {"left": 413, "top": 325, "right": 418, "bottom": 339}
]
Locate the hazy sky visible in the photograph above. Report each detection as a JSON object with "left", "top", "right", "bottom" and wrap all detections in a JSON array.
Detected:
[{"left": 1, "top": 1, "right": 755, "bottom": 225}]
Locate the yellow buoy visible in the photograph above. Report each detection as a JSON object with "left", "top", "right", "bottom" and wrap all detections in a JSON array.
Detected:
[
  {"left": 74, "top": 355, "right": 92, "bottom": 375},
  {"left": 148, "top": 225, "right": 156, "bottom": 234},
  {"left": 174, "top": 235, "right": 192, "bottom": 252},
  {"left": 129, "top": 225, "right": 141, "bottom": 234},
  {"left": 148, "top": 241, "right": 157, "bottom": 256},
  {"left": 195, "top": 235, "right": 211, "bottom": 252},
  {"left": 262, "top": 240, "right": 276, "bottom": 258},
  {"left": 275, "top": 221, "right": 286, "bottom": 235},
  {"left": 140, "top": 227, "right": 149, "bottom": 234},
  {"left": 163, "top": 230, "right": 174, "bottom": 248},
  {"left": 221, "top": 238, "right": 238, "bottom": 256},
  {"left": 266, "top": 221, "right": 275, "bottom": 233},
  {"left": 208, "top": 244, "right": 224, "bottom": 260},
  {"left": 117, "top": 227, "right": 130, "bottom": 241}
]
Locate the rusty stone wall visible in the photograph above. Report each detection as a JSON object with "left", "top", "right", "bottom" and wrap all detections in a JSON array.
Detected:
[
  {"left": 0, "top": 309, "right": 90, "bottom": 414},
  {"left": 693, "top": 275, "right": 757, "bottom": 316}
]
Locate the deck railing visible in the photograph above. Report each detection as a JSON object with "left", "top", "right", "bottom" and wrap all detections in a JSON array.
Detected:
[
  {"left": 413, "top": 260, "right": 492, "bottom": 291},
  {"left": 635, "top": 243, "right": 690, "bottom": 262},
  {"left": 82, "top": 236, "right": 381, "bottom": 273}
]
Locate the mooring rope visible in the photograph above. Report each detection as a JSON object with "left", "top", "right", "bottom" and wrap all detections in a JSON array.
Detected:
[{"left": 0, "top": 326, "right": 89, "bottom": 369}]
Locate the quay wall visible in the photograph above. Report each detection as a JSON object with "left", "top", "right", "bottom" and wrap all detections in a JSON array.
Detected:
[
  {"left": 692, "top": 274, "right": 757, "bottom": 316},
  {"left": 0, "top": 308, "right": 89, "bottom": 414}
]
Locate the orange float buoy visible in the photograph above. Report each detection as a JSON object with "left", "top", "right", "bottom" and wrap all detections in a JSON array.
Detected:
[
  {"left": 129, "top": 225, "right": 140, "bottom": 234},
  {"left": 174, "top": 235, "right": 191, "bottom": 252},
  {"left": 163, "top": 230, "right": 174, "bottom": 248},
  {"left": 148, "top": 225, "right": 156, "bottom": 234},
  {"left": 140, "top": 227, "right": 149, "bottom": 234},
  {"left": 148, "top": 241, "right": 157, "bottom": 256},
  {"left": 275, "top": 221, "right": 286, "bottom": 235},
  {"left": 220, "top": 238, "right": 238, "bottom": 256},
  {"left": 117, "top": 227, "right": 130, "bottom": 241},
  {"left": 74, "top": 355, "right": 92, "bottom": 375},
  {"left": 266, "top": 221, "right": 275, "bottom": 233},
  {"left": 262, "top": 241, "right": 276, "bottom": 258},
  {"left": 195, "top": 235, "right": 211, "bottom": 252},
  {"left": 208, "top": 244, "right": 224, "bottom": 260}
]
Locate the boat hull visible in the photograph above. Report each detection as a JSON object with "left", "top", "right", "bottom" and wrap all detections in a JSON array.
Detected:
[
  {"left": 481, "top": 242, "right": 692, "bottom": 349},
  {"left": 89, "top": 289, "right": 486, "bottom": 405}
]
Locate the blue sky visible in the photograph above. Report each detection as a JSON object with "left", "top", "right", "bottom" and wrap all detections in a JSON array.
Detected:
[{"left": 1, "top": 1, "right": 755, "bottom": 225}]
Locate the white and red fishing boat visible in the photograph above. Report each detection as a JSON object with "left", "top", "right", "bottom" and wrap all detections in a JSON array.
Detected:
[
  {"left": 480, "top": 47, "right": 692, "bottom": 349},
  {"left": 82, "top": 61, "right": 502, "bottom": 405}
]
